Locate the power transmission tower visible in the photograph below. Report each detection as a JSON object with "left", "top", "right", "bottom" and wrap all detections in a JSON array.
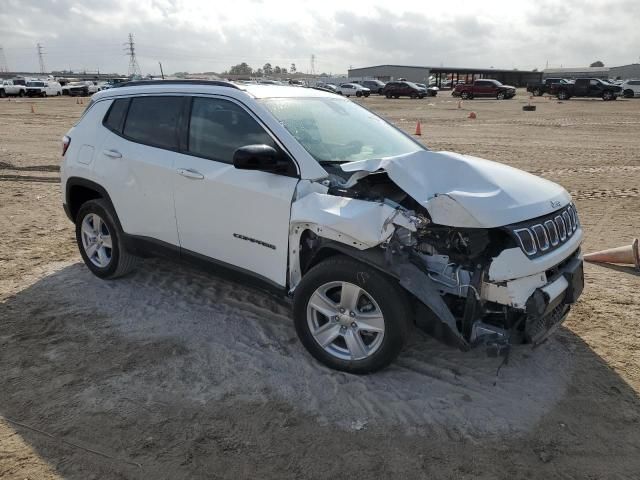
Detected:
[
  {"left": 36, "top": 43, "right": 46, "bottom": 74},
  {"left": 124, "top": 33, "right": 141, "bottom": 77},
  {"left": 0, "top": 46, "right": 8, "bottom": 73},
  {"left": 310, "top": 54, "right": 316, "bottom": 76}
]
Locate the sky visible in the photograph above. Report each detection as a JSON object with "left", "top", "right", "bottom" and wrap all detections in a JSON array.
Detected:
[{"left": 1, "top": 0, "right": 639, "bottom": 75}]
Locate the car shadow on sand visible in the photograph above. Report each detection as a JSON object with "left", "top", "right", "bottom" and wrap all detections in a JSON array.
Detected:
[{"left": 1, "top": 258, "right": 639, "bottom": 479}]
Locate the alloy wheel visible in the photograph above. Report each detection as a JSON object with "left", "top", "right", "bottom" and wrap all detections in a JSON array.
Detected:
[
  {"left": 80, "top": 213, "right": 113, "bottom": 268},
  {"left": 306, "top": 281, "right": 385, "bottom": 361}
]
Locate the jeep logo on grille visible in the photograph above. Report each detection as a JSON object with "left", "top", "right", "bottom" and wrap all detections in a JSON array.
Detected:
[
  {"left": 550, "top": 200, "right": 562, "bottom": 209},
  {"left": 512, "top": 204, "right": 580, "bottom": 257}
]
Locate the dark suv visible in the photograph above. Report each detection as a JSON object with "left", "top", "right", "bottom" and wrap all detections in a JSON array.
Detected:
[
  {"left": 356, "top": 80, "right": 386, "bottom": 94},
  {"left": 382, "top": 81, "right": 425, "bottom": 99}
]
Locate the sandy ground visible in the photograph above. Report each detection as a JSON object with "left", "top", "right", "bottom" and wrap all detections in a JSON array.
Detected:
[{"left": 1, "top": 93, "right": 639, "bottom": 479}]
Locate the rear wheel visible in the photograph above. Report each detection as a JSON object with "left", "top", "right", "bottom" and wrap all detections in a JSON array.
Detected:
[
  {"left": 602, "top": 90, "right": 614, "bottom": 101},
  {"left": 293, "top": 256, "right": 410, "bottom": 374},
  {"left": 557, "top": 90, "right": 569, "bottom": 100},
  {"left": 496, "top": 91, "right": 505, "bottom": 100},
  {"left": 76, "top": 199, "right": 137, "bottom": 279},
  {"left": 623, "top": 89, "right": 634, "bottom": 98},
  {"left": 18, "top": 90, "right": 25, "bottom": 97},
  {"left": 461, "top": 91, "right": 470, "bottom": 100}
]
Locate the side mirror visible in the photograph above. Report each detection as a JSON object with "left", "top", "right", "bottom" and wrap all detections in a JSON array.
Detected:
[{"left": 232, "top": 144, "right": 290, "bottom": 174}]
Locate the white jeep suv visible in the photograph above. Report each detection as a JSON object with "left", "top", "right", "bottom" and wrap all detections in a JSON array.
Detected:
[{"left": 61, "top": 80, "right": 584, "bottom": 373}]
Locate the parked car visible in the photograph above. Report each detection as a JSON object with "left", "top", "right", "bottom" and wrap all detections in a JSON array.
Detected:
[
  {"left": 62, "top": 82, "right": 90, "bottom": 96},
  {"left": 25, "top": 80, "right": 62, "bottom": 97},
  {"left": 337, "top": 83, "right": 370, "bottom": 97},
  {"left": 415, "top": 83, "right": 439, "bottom": 97},
  {"left": 526, "top": 78, "right": 573, "bottom": 96},
  {"left": 381, "top": 81, "right": 426, "bottom": 99},
  {"left": 452, "top": 79, "right": 516, "bottom": 100},
  {"left": 355, "top": 79, "right": 386, "bottom": 94},
  {"left": 61, "top": 80, "right": 584, "bottom": 373},
  {"left": 0, "top": 79, "right": 27, "bottom": 97},
  {"left": 620, "top": 79, "right": 640, "bottom": 98},
  {"left": 552, "top": 78, "right": 622, "bottom": 101},
  {"left": 314, "top": 82, "right": 338, "bottom": 93}
]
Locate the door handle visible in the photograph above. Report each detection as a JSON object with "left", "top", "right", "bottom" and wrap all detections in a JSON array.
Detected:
[
  {"left": 177, "top": 168, "right": 204, "bottom": 180},
  {"left": 102, "top": 149, "right": 122, "bottom": 159}
]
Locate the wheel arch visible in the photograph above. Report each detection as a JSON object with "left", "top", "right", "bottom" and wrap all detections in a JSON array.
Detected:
[{"left": 65, "top": 177, "right": 121, "bottom": 229}]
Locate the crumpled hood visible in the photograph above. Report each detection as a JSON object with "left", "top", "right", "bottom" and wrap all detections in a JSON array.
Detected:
[{"left": 340, "top": 150, "right": 571, "bottom": 228}]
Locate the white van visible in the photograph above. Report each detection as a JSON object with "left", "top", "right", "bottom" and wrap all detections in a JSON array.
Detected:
[{"left": 25, "top": 80, "right": 62, "bottom": 97}]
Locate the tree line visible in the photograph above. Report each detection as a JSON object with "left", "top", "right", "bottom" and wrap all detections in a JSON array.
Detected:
[{"left": 223, "top": 62, "right": 298, "bottom": 76}]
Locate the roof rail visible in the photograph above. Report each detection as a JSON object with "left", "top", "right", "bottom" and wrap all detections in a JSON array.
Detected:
[{"left": 114, "top": 79, "right": 240, "bottom": 89}]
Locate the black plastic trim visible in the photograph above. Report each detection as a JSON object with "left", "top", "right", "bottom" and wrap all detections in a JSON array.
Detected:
[
  {"left": 114, "top": 80, "right": 240, "bottom": 90},
  {"left": 123, "top": 234, "right": 288, "bottom": 297}
]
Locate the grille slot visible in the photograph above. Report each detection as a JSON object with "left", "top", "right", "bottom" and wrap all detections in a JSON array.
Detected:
[{"left": 508, "top": 204, "right": 580, "bottom": 258}]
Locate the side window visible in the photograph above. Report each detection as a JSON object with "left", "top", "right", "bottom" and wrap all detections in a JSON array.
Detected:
[
  {"left": 188, "top": 97, "right": 276, "bottom": 164},
  {"left": 589, "top": 80, "right": 598, "bottom": 86},
  {"left": 103, "top": 98, "right": 130, "bottom": 134},
  {"left": 123, "top": 96, "right": 183, "bottom": 150}
]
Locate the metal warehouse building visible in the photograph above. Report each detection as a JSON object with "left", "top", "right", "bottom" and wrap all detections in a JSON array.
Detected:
[
  {"left": 609, "top": 63, "right": 640, "bottom": 80},
  {"left": 347, "top": 64, "right": 542, "bottom": 87},
  {"left": 542, "top": 64, "right": 640, "bottom": 81}
]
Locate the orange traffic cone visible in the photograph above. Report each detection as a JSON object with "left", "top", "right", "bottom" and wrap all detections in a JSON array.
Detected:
[
  {"left": 30, "top": 104, "right": 35, "bottom": 113},
  {"left": 457, "top": 100, "right": 462, "bottom": 109},
  {"left": 414, "top": 121, "right": 422, "bottom": 136},
  {"left": 468, "top": 111, "right": 477, "bottom": 119},
  {"left": 584, "top": 238, "right": 640, "bottom": 269},
  {"left": 80, "top": 98, "right": 83, "bottom": 105}
]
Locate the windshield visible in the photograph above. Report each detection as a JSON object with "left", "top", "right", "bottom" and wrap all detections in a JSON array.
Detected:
[{"left": 260, "top": 97, "right": 424, "bottom": 163}]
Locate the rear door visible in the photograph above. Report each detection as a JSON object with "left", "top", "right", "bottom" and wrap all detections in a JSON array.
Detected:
[
  {"left": 172, "top": 96, "right": 299, "bottom": 287},
  {"left": 96, "top": 95, "right": 182, "bottom": 246}
]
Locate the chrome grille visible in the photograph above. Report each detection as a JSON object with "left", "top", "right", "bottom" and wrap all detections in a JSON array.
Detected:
[{"left": 509, "top": 204, "right": 580, "bottom": 258}]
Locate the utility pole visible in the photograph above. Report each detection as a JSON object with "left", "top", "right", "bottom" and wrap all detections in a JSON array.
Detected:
[
  {"left": 159, "top": 61, "right": 165, "bottom": 80},
  {"left": 124, "top": 33, "right": 141, "bottom": 78},
  {"left": 310, "top": 54, "right": 316, "bottom": 76},
  {"left": 37, "top": 43, "right": 45, "bottom": 74},
  {"left": 0, "top": 46, "right": 8, "bottom": 73}
]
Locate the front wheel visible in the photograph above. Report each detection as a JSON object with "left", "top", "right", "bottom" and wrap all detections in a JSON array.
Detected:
[
  {"left": 623, "top": 89, "right": 634, "bottom": 98},
  {"left": 602, "top": 90, "right": 614, "bottom": 101},
  {"left": 496, "top": 91, "right": 505, "bottom": 100},
  {"left": 293, "top": 256, "right": 410, "bottom": 374},
  {"left": 356, "top": 91, "right": 362, "bottom": 97},
  {"left": 18, "top": 90, "right": 25, "bottom": 97},
  {"left": 557, "top": 90, "right": 569, "bottom": 100},
  {"left": 460, "top": 91, "right": 470, "bottom": 100},
  {"left": 76, "top": 199, "right": 137, "bottom": 279}
]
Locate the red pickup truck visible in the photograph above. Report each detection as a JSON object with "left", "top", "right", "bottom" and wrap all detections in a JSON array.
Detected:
[{"left": 452, "top": 79, "right": 516, "bottom": 100}]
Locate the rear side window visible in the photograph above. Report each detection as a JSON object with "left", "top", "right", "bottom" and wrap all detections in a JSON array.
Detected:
[
  {"left": 188, "top": 97, "right": 276, "bottom": 164},
  {"left": 123, "top": 96, "right": 183, "bottom": 150},
  {"left": 103, "top": 98, "right": 130, "bottom": 134}
]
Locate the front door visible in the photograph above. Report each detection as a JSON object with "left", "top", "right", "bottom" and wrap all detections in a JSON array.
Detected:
[{"left": 173, "top": 96, "right": 299, "bottom": 287}]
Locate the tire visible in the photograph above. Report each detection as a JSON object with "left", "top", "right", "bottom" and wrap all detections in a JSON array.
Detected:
[
  {"left": 410, "top": 92, "right": 417, "bottom": 99},
  {"left": 418, "top": 94, "right": 425, "bottom": 99},
  {"left": 602, "top": 90, "right": 613, "bottom": 101},
  {"left": 293, "top": 256, "right": 411, "bottom": 374},
  {"left": 18, "top": 90, "right": 25, "bottom": 97},
  {"left": 75, "top": 199, "right": 137, "bottom": 279},
  {"left": 363, "top": 92, "right": 370, "bottom": 97},
  {"left": 356, "top": 91, "right": 362, "bottom": 97},
  {"left": 533, "top": 88, "right": 542, "bottom": 96},
  {"left": 460, "top": 91, "right": 470, "bottom": 100},
  {"left": 623, "top": 89, "right": 634, "bottom": 98},
  {"left": 393, "top": 95, "right": 399, "bottom": 99},
  {"left": 385, "top": 93, "right": 392, "bottom": 99},
  {"left": 496, "top": 91, "right": 505, "bottom": 100},
  {"left": 557, "top": 90, "right": 569, "bottom": 100}
]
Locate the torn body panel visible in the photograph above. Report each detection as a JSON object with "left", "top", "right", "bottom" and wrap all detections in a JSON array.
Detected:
[{"left": 288, "top": 150, "right": 584, "bottom": 353}]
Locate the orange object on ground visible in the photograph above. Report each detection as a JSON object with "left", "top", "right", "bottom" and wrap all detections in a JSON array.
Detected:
[
  {"left": 30, "top": 104, "right": 35, "bottom": 113},
  {"left": 584, "top": 238, "right": 640, "bottom": 269},
  {"left": 414, "top": 121, "right": 422, "bottom": 135},
  {"left": 457, "top": 100, "right": 462, "bottom": 109},
  {"left": 468, "top": 111, "right": 476, "bottom": 119}
]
